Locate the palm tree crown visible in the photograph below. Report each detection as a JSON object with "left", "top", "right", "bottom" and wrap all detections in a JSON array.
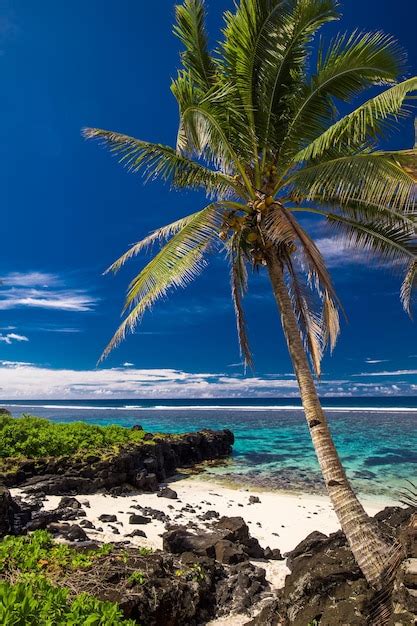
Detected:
[{"left": 84, "top": 0, "right": 417, "bottom": 369}]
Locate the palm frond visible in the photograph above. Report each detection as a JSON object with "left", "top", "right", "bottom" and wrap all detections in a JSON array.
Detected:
[
  {"left": 259, "top": 0, "right": 339, "bottom": 160},
  {"left": 286, "top": 254, "right": 324, "bottom": 376},
  {"left": 174, "top": 0, "right": 216, "bottom": 90},
  {"left": 221, "top": 0, "right": 339, "bottom": 175},
  {"left": 105, "top": 210, "right": 212, "bottom": 275},
  {"left": 292, "top": 197, "right": 417, "bottom": 229},
  {"left": 228, "top": 234, "right": 254, "bottom": 369},
  {"left": 401, "top": 259, "right": 417, "bottom": 316},
  {"left": 82, "top": 127, "right": 241, "bottom": 198},
  {"left": 100, "top": 204, "right": 222, "bottom": 361},
  {"left": 178, "top": 101, "right": 255, "bottom": 194},
  {"left": 294, "top": 76, "right": 417, "bottom": 163},
  {"left": 286, "top": 150, "right": 417, "bottom": 212},
  {"left": 281, "top": 30, "right": 405, "bottom": 160},
  {"left": 325, "top": 212, "right": 417, "bottom": 264},
  {"left": 266, "top": 205, "right": 341, "bottom": 307},
  {"left": 263, "top": 202, "right": 298, "bottom": 246},
  {"left": 322, "top": 291, "right": 340, "bottom": 352},
  {"left": 397, "top": 480, "right": 417, "bottom": 508},
  {"left": 220, "top": 0, "right": 290, "bottom": 134},
  {"left": 265, "top": 204, "right": 341, "bottom": 370}
]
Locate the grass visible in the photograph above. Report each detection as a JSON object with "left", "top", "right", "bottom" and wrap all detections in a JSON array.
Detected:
[{"left": 0, "top": 414, "right": 152, "bottom": 460}]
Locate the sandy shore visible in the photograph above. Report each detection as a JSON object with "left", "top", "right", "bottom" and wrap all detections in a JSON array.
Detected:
[{"left": 12, "top": 476, "right": 394, "bottom": 592}]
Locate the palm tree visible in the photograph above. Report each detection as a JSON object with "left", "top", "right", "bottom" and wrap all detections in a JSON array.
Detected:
[{"left": 84, "top": 0, "right": 417, "bottom": 587}]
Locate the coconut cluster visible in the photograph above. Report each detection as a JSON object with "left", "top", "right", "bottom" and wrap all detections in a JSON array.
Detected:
[{"left": 219, "top": 193, "right": 276, "bottom": 266}]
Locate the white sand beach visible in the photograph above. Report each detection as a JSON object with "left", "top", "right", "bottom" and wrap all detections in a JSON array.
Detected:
[{"left": 12, "top": 476, "right": 395, "bottom": 592}]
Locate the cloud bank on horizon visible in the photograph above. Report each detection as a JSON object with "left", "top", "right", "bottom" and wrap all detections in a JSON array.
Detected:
[{"left": 0, "top": 361, "right": 415, "bottom": 400}]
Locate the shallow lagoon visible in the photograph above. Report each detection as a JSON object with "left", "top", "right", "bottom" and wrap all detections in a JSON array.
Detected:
[{"left": 4, "top": 399, "right": 417, "bottom": 498}]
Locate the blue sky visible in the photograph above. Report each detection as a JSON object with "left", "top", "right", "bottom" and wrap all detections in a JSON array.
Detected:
[{"left": 1, "top": 0, "right": 417, "bottom": 399}]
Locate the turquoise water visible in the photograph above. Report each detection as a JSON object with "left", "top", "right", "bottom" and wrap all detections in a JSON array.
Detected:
[{"left": 4, "top": 398, "right": 417, "bottom": 498}]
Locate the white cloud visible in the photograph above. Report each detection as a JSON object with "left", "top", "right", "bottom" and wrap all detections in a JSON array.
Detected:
[
  {"left": 314, "top": 237, "right": 366, "bottom": 267},
  {"left": 32, "top": 327, "right": 81, "bottom": 333},
  {"left": 0, "top": 363, "right": 300, "bottom": 399},
  {"left": 354, "top": 369, "right": 417, "bottom": 377},
  {"left": 0, "top": 363, "right": 413, "bottom": 399},
  {"left": 2, "top": 272, "right": 61, "bottom": 288},
  {"left": 0, "top": 333, "right": 29, "bottom": 344},
  {"left": 0, "top": 293, "right": 95, "bottom": 311},
  {"left": 365, "top": 358, "right": 389, "bottom": 364},
  {"left": 0, "top": 272, "right": 96, "bottom": 312}
]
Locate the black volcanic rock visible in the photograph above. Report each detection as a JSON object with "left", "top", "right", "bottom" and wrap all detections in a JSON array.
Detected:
[
  {"left": 0, "top": 429, "right": 234, "bottom": 496},
  {"left": 163, "top": 516, "right": 268, "bottom": 563},
  {"left": 126, "top": 529, "right": 147, "bottom": 538},
  {"left": 215, "top": 561, "right": 268, "bottom": 616},
  {"left": 57, "top": 496, "right": 82, "bottom": 510},
  {"left": 157, "top": 487, "right": 178, "bottom": 500},
  {"left": 98, "top": 514, "right": 117, "bottom": 523},
  {"left": 0, "top": 485, "right": 32, "bottom": 536},
  {"left": 247, "top": 507, "right": 416, "bottom": 626},
  {"left": 129, "top": 514, "right": 151, "bottom": 525},
  {"left": 214, "top": 539, "right": 247, "bottom": 564},
  {"left": 263, "top": 547, "right": 283, "bottom": 561}
]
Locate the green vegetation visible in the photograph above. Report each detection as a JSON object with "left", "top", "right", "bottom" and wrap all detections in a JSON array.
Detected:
[
  {"left": 0, "top": 531, "right": 135, "bottom": 624},
  {"left": 127, "top": 571, "right": 146, "bottom": 586},
  {"left": 0, "top": 530, "right": 113, "bottom": 576},
  {"left": 175, "top": 563, "right": 206, "bottom": 582},
  {"left": 0, "top": 578, "right": 134, "bottom": 625},
  {"left": 0, "top": 414, "right": 149, "bottom": 459},
  {"left": 136, "top": 546, "right": 154, "bottom": 557}
]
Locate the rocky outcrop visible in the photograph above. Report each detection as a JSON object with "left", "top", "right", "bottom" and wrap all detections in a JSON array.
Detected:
[
  {"left": 391, "top": 513, "right": 417, "bottom": 624},
  {"left": 0, "top": 485, "right": 32, "bottom": 537},
  {"left": 247, "top": 506, "right": 416, "bottom": 626},
  {"left": 215, "top": 560, "right": 269, "bottom": 617},
  {"left": 50, "top": 540, "right": 267, "bottom": 625},
  {"left": 0, "top": 429, "right": 234, "bottom": 495},
  {"left": 163, "top": 516, "right": 281, "bottom": 564},
  {"left": 0, "top": 486, "right": 270, "bottom": 623}
]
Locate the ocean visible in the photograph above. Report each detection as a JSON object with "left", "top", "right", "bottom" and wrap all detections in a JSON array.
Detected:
[{"left": 3, "top": 397, "right": 417, "bottom": 499}]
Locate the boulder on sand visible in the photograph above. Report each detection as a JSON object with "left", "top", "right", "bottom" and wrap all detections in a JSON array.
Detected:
[
  {"left": 157, "top": 487, "right": 178, "bottom": 500},
  {"left": 163, "top": 516, "right": 268, "bottom": 563}
]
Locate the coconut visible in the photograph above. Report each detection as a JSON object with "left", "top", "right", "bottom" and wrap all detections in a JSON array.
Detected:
[{"left": 246, "top": 232, "right": 258, "bottom": 243}]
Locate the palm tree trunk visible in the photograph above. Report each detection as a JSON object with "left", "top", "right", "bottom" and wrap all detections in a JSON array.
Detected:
[{"left": 267, "top": 253, "right": 401, "bottom": 588}]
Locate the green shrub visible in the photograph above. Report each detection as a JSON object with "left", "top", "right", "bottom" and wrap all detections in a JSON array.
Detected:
[
  {"left": 0, "top": 532, "right": 136, "bottom": 624},
  {"left": 136, "top": 547, "right": 153, "bottom": 557},
  {"left": 0, "top": 530, "right": 113, "bottom": 577},
  {"left": 127, "top": 571, "right": 146, "bottom": 586},
  {"left": 0, "top": 577, "right": 136, "bottom": 625},
  {"left": 0, "top": 414, "right": 149, "bottom": 459}
]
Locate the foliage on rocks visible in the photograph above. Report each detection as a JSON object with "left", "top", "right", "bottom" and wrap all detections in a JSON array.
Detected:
[
  {"left": 0, "top": 414, "right": 148, "bottom": 460},
  {"left": 0, "top": 578, "right": 135, "bottom": 625},
  {"left": 0, "top": 531, "right": 135, "bottom": 624}
]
